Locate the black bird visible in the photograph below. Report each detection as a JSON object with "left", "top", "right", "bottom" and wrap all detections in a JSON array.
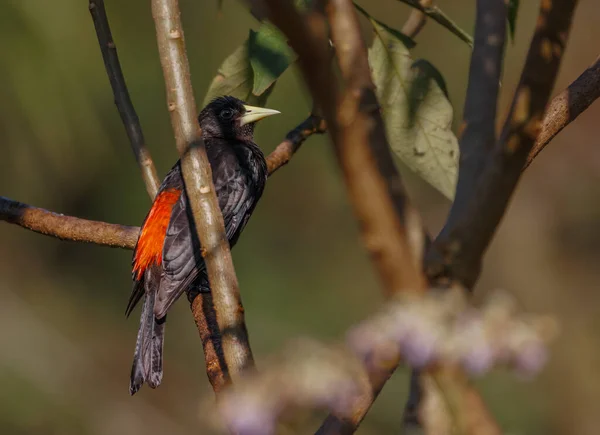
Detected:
[{"left": 127, "top": 96, "right": 279, "bottom": 395}]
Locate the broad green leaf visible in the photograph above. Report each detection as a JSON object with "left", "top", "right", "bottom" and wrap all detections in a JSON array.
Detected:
[
  {"left": 507, "top": 0, "right": 520, "bottom": 42},
  {"left": 248, "top": 23, "right": 296, "bottom": 96},
  {"left": 202, "top": 40, "right": 274, "bottom": 107},
  {"left": 368, "top": 21, "right": 458, "bottom": 199}
]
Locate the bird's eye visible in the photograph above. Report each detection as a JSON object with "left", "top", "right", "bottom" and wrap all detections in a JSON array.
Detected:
[{"left": 220, "top": 109, "right": 234, "bottom": 120}]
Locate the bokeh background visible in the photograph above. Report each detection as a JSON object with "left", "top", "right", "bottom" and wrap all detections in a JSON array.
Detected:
[{"left": 1, "top": 1, "right": 599, "bottom": 434}]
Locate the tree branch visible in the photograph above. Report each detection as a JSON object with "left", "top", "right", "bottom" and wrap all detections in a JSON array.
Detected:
[
  {"left": 393, "top": 0, "right": 473, "bottom": 47},
  {"left": 266, "top": 112, "right": 327, "bottom": 176},
  {"left": 89, "top": 0, "right": 161, "bottom": 199},
  {"left": 261, "top": 1, "right": 434, "bottom": 433},
  {"left": 525, "top": 55, "right": 600, "bottom": 168},
  {"left": 400, "top": 0, "right": 431, "bottom": 39},
  {"left": 446, "top": 0, "right": 507, "bottom": 228},
  {"left": 151, "top": 0, "right": 254, "bottom": 389},
  {"left": 427, "top": 0, "right": 579, "bottom": 289},
  {"left": 0, "top": 196, "right": 139, "bottom": 249},
  {"left": 326, "top": 0, "right": 427, "bottom": 294}
]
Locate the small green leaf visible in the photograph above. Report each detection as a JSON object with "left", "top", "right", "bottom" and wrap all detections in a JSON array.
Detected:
[
  {"left": 369, "top": 20, "right": 458, "bottom": 199},
  {"left": 203, "top": 41, "right": 274, "bottom": 107},
  {"left": 507, "top": 0, "right": 520, "bottom": 42},
  {"left": 248, "top": 23, "right": 296, "bottom": 96}
]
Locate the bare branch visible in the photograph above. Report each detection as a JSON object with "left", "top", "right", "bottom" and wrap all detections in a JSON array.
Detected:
[
  {"left": 446, "top": 0, "right": 507, "bottom": 227},
  {"left": 261, "top": 1, "right": 433, "bottom": 432},
  {"left": 89, "top": 0, "right": 161, "bottom": 198},
  {"left": 0, "top": 196, "right": 139, "bottom": 249},
  {"left": 151, "top": 0, "right": 254, "bottom": 389},
  {"left": 326, "top": 0, "right": 427, "bottom": 294},
  {"left": 400, "top": 0, "right": 431, "bottom": 39},
  {"left": 525, "top": 55, "right": 600, "bottom": 168},
  {"left": 266, "top": 113, "right": 327, "bottom": 176},
  {"left": 427, "top": 0, "right": 579, "bottom": 289}
]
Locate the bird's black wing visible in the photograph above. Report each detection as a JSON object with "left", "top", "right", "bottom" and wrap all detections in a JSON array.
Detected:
[
  {"left": 213, "top": 145, "right": 257, "bottom": 245},
  {"left": 154, "top": 142, "right": 258, "bottom": 318},
  {"left": 154, "top": 189, "right": 203, "bottom": 319}
]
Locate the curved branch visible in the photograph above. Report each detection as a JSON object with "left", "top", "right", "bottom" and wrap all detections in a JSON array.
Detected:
[
  {"left": 525, "top": 55, "right": 600, "bottom": 168},
  {"left": 89, "top": 0, "right": 161, "bottom": 198},
  {"left": 151, "top": 0, "right": 254, "bottom": 388},
  {"left": 0, "top": 196, "right": 139, "bottom": 249}
]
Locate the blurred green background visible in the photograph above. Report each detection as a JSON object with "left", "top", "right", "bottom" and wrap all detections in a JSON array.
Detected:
[{"left": 1, "top": 1, "right": 599, "bottom": 434}]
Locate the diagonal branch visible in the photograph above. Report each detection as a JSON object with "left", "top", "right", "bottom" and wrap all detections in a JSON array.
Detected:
[
  {"left": 525, "top": 55, "right": 600, "bottom": 168},
  {"left": 393, "top": 0, "right": 473, "bottom": 47},
  {"left": 266, "top": 112, "right": 327, "bottom": 176},
  {"left": 0, "top": 196, "right": 139, "bottom": 249},
  {"left": 326, "top": 0, "right": 427, "bottom": 294},
  {"left": 151, "top": 0, "right": 254, "bottom": 388},
  {"left": 427, "top": 0, "right": 579, "bottom": 289},
  {"left": 89, "top": 0, "right": 161, "bottom": 198}
]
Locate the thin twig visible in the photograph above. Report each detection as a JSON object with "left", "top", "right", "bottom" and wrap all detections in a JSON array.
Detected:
[
  {"left": 525, "top": 55, "right": 600, "bottom": 168},
  {"left": 266, "top": 113, "right": 327, "bottom": 176},
  {"left": 0, "top": 196, "right": 139, "bottom": 249},
  {"left": 427, "top": 0, "right": 579, "bottom": 289},
  {"left": 401, "top": 0, "right": 431, "bottom": 39},
  {"left": 151, "top": 0, "right": 254, "bottom": 389},
  {"left": 393, "top": 0, "right": 473, "bottom": 47},
  {"left": 89, "top": 0, "right": 161, "bottom": 198}
]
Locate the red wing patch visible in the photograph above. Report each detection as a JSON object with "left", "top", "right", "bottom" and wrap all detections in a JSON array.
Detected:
[{"left": 133, "top": 189, "right": 182, "bottom": 280}]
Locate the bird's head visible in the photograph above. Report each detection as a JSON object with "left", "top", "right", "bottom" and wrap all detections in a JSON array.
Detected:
[{"left": 198, "top": 96, "right": 280, "bottom": 140}]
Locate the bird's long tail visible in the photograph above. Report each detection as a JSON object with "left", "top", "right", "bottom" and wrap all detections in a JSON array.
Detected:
[{"left": 130, "top": 290, "right": 166, "bottom": 395}]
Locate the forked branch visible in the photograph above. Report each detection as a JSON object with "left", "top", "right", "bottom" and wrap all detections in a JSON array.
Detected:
[{"left": 428, "top": 0, "right": 579, "bottom": 289}]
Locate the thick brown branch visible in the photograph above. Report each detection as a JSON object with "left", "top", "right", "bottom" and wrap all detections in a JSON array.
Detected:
[
  {"left": 427, "top": 0, "right": 579, "bottom": 286},
  {"left": 0, "top": 196, "right": 139, "bottom": 249},
  {"left": 525, "top": 55, "right": 600, "bottom": 168},
  {"left": 266, "top": 113, "right": 327, "bottom": 176},
  {"left": 327, "top": 0, "right": 427, "bottom": 294},
  {"left": 151, "top": 0, "right": 254, "bottom": 390},
  {"left": 263, "top": 1, "right": 431, "bottom": 433},
  {"left": 89, "top": 0, "right": 160, "bottom": 198}
]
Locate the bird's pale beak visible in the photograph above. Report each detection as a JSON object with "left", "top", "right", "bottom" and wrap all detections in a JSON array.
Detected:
[{"left": 239, "top": 105, "right": 280, "bottom": 126}]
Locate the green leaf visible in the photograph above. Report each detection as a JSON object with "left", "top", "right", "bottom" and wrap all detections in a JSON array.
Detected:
[
  {"left": 507, "top": 0, "right": 520, "bottom": 42},
  {"left": 368, "top": 20, "right": 458, "bottom": 199},
  {"left": 202, "top": 40, "right": 275, "bottom": 107},
  {"left": 248, "top": 23, "right": 296, "bottom": 96}
]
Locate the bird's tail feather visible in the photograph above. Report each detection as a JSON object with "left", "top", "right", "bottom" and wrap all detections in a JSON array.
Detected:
[{"left": 130, "top": 290, "right": 166, "bottom": 395}]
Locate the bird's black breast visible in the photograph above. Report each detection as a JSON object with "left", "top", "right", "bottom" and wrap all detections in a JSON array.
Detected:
[{"left": 206, "top": 137, "right": 268, "bottom": 246}]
